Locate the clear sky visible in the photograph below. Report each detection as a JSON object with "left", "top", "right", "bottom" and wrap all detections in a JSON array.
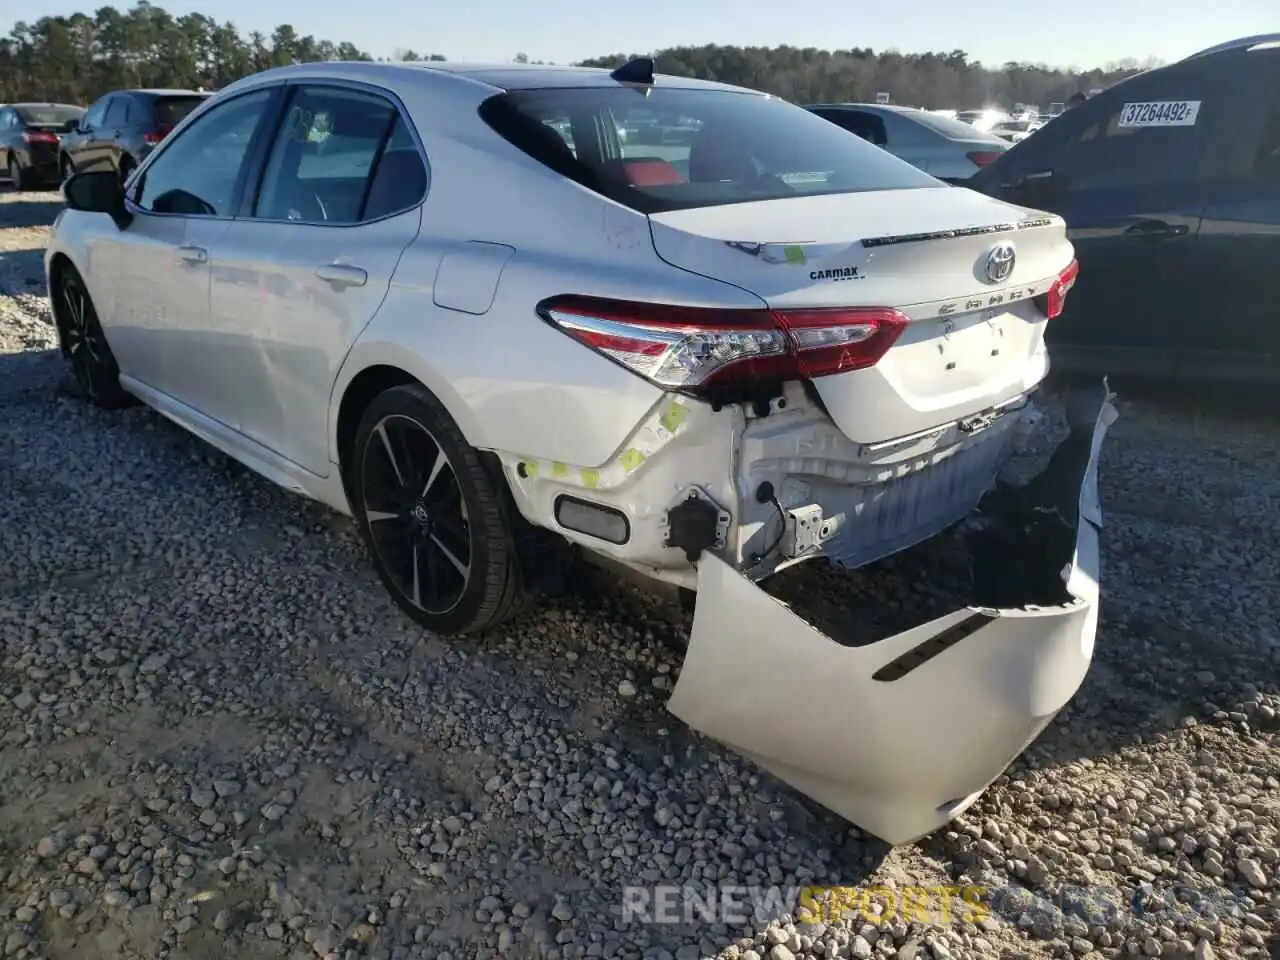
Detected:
[{"left": 11, "top": 0, "right": 1277, "bottom": 71}]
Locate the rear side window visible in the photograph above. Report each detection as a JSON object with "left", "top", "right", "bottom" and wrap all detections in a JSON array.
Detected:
[
  {"left": 1051, "top": 63, "right": 1227, "bottom": 190},
  {"left": 908, "top": 110, "right": 1005, "bottom": 142},
  {"left": 480, "top": 87, "right": 939, "bottom": 214},
  {"left": 152, "top": 96, "right": 207, "bottom": 129}
]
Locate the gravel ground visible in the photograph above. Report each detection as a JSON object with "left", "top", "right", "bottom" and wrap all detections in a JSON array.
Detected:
[{"left": 1, "top": 185, "right": 1277, "bottom": 960}]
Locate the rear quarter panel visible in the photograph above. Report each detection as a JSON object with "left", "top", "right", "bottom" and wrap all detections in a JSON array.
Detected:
[{"left": 335, "top": 77, "right": 764, "bottom": 469}]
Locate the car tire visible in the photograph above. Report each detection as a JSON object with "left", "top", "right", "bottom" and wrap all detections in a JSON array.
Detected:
[
  {"left": 8, "top": 155, "right": 32, "bottom": 191},
  {"left": 349, "top": 382, "right": 536, "bottom": 636},
  {"left": 53, "top": 265, "right": 135, "bottom": 410}
]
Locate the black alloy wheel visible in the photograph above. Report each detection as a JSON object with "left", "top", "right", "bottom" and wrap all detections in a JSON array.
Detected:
[
  {"left": 55, "top": 268, "right": 133, "bottom": 409},
  {"left": 362, "top": 413, "right": 473, "bottom": 616},
  {"left": 350, "top": 383, "right": 535, "bottom": 636}
]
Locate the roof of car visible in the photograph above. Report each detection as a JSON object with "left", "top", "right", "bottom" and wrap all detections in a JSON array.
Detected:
[
  {"left": 805, "top": 103, "right": 921, "bottom": 113},
  {"left": 1183, "top": 33, "right": 1280, "bottom": 60},
  {"left": 405, "top": 61, "right": 758, "bottom": 93},
  {"left": 8, "top": 102, "right": 84, "bottom": 110},
  {"left": 118, "top": 88, "right": 211, "bottom": 98},
  {"left": 223, "top": 60, "right": 761, "bottom": 97}
]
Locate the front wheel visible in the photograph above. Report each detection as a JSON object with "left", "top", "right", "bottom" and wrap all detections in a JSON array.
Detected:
[
  {"left": 349, "top": 383, "right": 536, "bottom": 636},
  {"left": 54, "top": 266, "right": 134, "bottom": 409}
]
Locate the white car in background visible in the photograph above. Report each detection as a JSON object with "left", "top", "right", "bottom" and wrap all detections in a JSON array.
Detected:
[
  {"left": 47, "top": 58, "right": 1113, "bottom": 845},
  {"left": 991, "top": 118, "right": 1046, "bottom": 143}
]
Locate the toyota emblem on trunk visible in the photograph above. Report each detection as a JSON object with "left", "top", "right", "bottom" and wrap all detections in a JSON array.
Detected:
[{"left": 983, "top": 242, "right": 1016, "bottom": 284}]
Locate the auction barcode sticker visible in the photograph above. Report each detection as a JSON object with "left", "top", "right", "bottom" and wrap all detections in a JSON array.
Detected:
[{"left": 1118, "top": 100, "right": 1201, "bottom": 128}]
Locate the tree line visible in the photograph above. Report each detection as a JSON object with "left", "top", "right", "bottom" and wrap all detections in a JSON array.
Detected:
[{"left": 2, "top": 1, "right": 1156, "bottom": 109}]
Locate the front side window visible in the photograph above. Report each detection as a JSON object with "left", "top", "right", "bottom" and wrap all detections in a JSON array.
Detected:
[
  {"left": 134, "top": 88, "right": 274, "bottom": 217},
  {"left": 104, "top": 97, "right": 130, "bottom": 127},
  {"left": 254, "top": 85, "right": 425, "bottom": 224},
  {"left": 82, "top": 98, "right": 109, "bottom": 130},
  {"left": 481, "top": 87, "right": 938, "bottom": 214}
]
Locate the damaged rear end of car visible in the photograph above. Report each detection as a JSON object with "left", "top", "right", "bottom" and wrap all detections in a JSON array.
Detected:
[{"left": 471, "top": 72, "right": 1111, "bottom": 844}]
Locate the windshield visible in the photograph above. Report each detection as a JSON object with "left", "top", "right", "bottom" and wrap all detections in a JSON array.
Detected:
[
  {"left": 153, "top": 96, "right": 209, "bottom": 127},
  {"left": 480, "top": 86, "right": 940, "bottom": 214},
  {"left": 16, "top": 104, "right": 84, "bottom": 126},
  {"left": 910, "top": 110, "right": 1007, "bottom": 141}
]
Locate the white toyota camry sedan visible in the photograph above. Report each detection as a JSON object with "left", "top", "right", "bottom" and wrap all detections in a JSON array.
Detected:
[{"left": 46, "top": 58, "right": 1116, "bottom": 844}]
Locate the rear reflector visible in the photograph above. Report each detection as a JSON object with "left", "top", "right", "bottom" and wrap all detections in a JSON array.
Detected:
[
  {"left": 554, "top": 495, "right": 630, "bottom": 544},
  {"left": 22, "top": 131, "right": 58, "bottom": 145},
  {"left": 538, "top": 295, "right": 908, "bottom": 396},
  {"left": 1035, "top": 259, "right": 1080, "bottom": 320},
  {"left": 966, "top": 151, "right": 1003, "bottom": 167}
]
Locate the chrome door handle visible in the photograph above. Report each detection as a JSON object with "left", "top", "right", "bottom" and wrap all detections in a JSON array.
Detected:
[
  {"left": 177, "top": 244, "right": 207, "bottom": 264},
  {"left": 315, "top": 263, "right": 367, "bottom": 288}
]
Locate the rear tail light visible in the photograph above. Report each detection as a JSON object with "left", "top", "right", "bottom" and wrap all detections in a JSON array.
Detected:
[
  {"left": 1034, "top": 259, "right": 1080, "bottom": 320},
  {"left": 538, "top": 295, "right": 909, "bottom": 396},
  {"left": 966, "top": 151, "right": 1003, "bottom": 167},
  {"left": 22, "top": 131, "right": 58, "bottom": 145}
]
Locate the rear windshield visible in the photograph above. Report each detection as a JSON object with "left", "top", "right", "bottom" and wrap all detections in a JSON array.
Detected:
[
  {"left": 16, "top": 104, "right": 84, "bottom": 126},
  {"left": 479, "top": 86, "right": 940, "bottom": 214},
  {"left": 910, "top": 110, "right": 1007, "bottom": 141},
  {"left": 152, "top": 96, "right": 208, "bottom": 127}
]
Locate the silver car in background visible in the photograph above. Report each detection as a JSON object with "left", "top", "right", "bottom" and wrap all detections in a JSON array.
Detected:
[{"left": 806, "top": 102, "right": 1011, "bottom": 182}]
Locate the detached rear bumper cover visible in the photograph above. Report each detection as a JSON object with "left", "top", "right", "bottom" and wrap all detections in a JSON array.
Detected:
[{"left": 668, "top": 382, "right": 1118, "bottom": 846}]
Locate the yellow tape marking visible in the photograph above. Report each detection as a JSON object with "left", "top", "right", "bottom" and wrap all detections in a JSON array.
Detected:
[
  {"left": 658, "top": 402, "right": 687, "bottom": 434},
  {"left": 619, "top": 448, "right": 646, "bottom": 473}
]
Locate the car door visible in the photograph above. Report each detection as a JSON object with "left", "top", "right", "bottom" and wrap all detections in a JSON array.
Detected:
[
  {"left": 97, "top": 86, "right": 281, "bottom": 414},
  {"left": 207, "top": 82, "right": 426, "bottom": 475},
  {"left": 66, "top": 96, "right": 110, "bottom": 171},
  {"left": 971, "top": 59, "right": 1232, "bottom": 376},
  {"left": 100, "top": 94, "right": 130, "bottom": 172},
  {"left": 1191, "top": 46, "right": 1280, "bottom": 382}
]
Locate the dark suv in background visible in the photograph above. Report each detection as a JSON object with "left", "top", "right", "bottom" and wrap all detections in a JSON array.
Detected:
[
  {"left": 59, "top": 88, "right": 210, "bottom": 182},
  {"left": 0, "top": 102, "right": 84, "bottom": 189},
  {"left": 968, "top": 34, "right": 1280, "bottom": 385}
]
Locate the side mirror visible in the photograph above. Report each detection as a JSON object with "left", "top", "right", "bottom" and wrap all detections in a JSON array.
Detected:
[{"left": 63, "top": 170, "right": 132, "bottom": 231}]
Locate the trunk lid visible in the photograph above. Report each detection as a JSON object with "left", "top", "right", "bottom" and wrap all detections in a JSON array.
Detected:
[{"left": 648, "top": 186, "right": 1073, "bottom": 442}]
